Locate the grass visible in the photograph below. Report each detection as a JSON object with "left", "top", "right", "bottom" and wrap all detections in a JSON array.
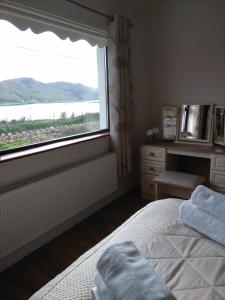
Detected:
[
  {"left": 0, "top": 113, "right": 99, "bottom": 134},
  {"left": 0, "top": 113, "right": 100, "bottom": 151},
  {"left": 0, "top": 138, "right": 28, "bottom": 150}
]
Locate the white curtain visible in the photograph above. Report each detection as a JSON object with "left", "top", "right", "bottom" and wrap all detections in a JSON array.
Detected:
[{"left": 108, "top": 15, "right": 134, "bottom": 176}]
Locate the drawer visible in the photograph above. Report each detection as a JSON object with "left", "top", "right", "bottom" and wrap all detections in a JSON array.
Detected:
[
  {"left": 141, "top": 146, "right": 166, "bottom": 162},
  {"left": 210, "top": 170, "right": 225, "bottom": 189},
  {"left": 211, "top": 155, "right": 225, "bottom": 172},
  {"left": 141, "top": 174, "right": 156, "bottom": 196},
  {"left": 141, "top": 160, "right": 166, "bottom": 175}
]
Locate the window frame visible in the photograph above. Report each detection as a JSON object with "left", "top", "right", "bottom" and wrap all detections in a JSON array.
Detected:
[
  {"left": 0, "top": 131, "right": 110, "bottom": 163},
  {"left": 0, "top": 40, "right": 110, "bottom": 157}
]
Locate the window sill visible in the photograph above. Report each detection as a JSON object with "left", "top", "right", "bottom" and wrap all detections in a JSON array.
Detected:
[{"left": 0, "top": 131, "right": 110, "bottom": 163}]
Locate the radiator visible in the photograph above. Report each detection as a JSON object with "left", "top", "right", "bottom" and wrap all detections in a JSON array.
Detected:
[{"left": 0, "top": 153, "right": 117, "bottom": 262}]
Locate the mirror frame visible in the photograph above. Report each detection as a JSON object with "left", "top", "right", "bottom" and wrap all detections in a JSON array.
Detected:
[
  {"left": 214, "top": 105, "right": 225, "bottom": 146},
  {"left": 177, "top": 103, "right": 214, "bottom": 145},
  {"left": 162, "top": 106, "right": 178, "bottom": 140}
]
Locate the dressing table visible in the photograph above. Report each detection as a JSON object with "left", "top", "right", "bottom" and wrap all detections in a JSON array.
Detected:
[{"left": 141, "top": 104, "right": 225, "bottom": 199}]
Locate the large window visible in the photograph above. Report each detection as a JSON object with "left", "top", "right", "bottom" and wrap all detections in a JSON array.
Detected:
[{"left": 0, "top": 20, "right": 108, "bottom": 153}]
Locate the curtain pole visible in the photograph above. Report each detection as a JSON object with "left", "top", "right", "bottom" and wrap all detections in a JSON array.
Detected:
[{"left": 64, "top": 0, "right": 113, "bottom": 21}]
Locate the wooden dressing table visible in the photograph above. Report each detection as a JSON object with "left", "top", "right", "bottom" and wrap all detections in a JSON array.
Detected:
[{"left": 141, "top": 141, "right": 225, "bottom": 199}]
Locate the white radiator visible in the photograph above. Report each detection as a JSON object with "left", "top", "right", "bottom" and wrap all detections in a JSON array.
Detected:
[{"left": 0, "top": 153, "right": 117, "bottom": 263}]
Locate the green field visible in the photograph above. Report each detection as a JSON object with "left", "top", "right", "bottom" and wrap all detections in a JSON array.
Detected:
[
  {"left": 0, "top": 113, "right": 99, "bottom": 134},
  {"left": 0, "top": 113, "right": 100, "bottom": 151}
]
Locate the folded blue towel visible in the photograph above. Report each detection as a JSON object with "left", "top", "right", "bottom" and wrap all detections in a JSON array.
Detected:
[
  {"left": 92, "top": 272, "right": 111, "bottom": 300},
  {"left": 179, "top": 201, "right": 225, "bottom": 246},
  {"left": 191, "top": 185, "right": 225, "bottom": 222},
  {"left": 92, "top": 241, "right": 175, "bottom": 300}
]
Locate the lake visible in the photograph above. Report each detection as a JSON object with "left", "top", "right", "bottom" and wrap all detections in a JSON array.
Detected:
[{"left": 0, "top": 101, "right": 100, "bottom": 121}]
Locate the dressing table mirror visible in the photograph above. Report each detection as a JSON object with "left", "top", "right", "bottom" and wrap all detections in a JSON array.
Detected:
[{"left": 178, "top": 104, "right": 213, "bottom": 144}]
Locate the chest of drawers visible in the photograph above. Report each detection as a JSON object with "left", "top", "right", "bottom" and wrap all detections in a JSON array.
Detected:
[
  {"left": 210, "top": 154, "right": 225, "bottom": 194},
  {"left": 141, "top": 146, "right": 166, "bottom": 199}
]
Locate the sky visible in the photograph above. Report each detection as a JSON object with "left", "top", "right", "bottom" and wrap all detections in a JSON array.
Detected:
[{"left": 0, "top": 20, "right": 98, "bottom": 87}]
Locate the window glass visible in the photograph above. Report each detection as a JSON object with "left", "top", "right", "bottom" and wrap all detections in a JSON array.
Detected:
[{"left": 0, "top": 20, "right": 108, "bottom": 152}]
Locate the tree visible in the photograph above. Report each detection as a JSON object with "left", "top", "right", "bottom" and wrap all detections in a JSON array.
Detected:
[{"left": 60, "top": 111, "right": 67, "bottom": 119}]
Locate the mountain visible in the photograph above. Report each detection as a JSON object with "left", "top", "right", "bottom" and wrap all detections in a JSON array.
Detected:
[{"left": 0, "top": 78, "right": 98, "bottom": 105}]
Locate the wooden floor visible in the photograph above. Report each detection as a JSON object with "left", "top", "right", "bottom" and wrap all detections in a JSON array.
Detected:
[{"left": 0, "top": 189, "right": 150, "bottom": 300}]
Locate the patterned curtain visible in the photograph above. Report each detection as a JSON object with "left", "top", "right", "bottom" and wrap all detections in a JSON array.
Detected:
[{"left": 108, "top": 15, "right": 134, "bottom": 176}]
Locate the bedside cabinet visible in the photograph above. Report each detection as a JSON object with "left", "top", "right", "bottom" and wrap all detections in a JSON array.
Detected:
[{"left": 141, "top": 145, "right": 166, "bottom": 200}]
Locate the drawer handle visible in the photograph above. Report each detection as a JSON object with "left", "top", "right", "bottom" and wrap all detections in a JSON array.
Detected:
[
  {"left": 150, "top": 152, "right": 155, "bottom": 157},
  {"left": 150, "top": 167, "right": 155, "bottom": 171}
]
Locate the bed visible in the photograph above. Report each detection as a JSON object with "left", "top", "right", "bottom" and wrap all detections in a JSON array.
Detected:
[{"left": 30, "top": 198, "right": 225, "bottom": 300}]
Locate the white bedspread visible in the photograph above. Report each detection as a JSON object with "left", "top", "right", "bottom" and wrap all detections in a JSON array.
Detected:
[
  {"left": 146, "top": 222, "right": 225, "bottom": 299},
  {"left": 30, "top": 198, "right": 182, "bottom": 300},
  {"left": 30, "top": 197, "right": 225, "bottom": 299}
]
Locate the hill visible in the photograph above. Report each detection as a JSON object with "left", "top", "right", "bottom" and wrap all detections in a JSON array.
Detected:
[{"left": 0, "top": 78, "right": 98, "bottom": 105}]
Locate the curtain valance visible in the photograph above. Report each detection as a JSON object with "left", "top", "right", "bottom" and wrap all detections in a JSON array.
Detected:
[{"left": 0, "top": 0, "right": 108, "bottom": 47}]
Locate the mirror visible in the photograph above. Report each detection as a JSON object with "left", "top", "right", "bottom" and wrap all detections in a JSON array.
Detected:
[
  {"left": 178, "top": 104, "right": 213, "bottom": 143},
  {"left": 214, "top": 106, "right": 225, "bottom": 145}
]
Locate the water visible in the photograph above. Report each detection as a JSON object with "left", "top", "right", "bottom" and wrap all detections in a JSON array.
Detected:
[{"left": 0, "top": 101, "right": 99, "bottom": 121}]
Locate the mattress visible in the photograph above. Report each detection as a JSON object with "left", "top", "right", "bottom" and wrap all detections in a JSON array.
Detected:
[{"left": 30, "top": 198, "right": 225, "bottom": 300}]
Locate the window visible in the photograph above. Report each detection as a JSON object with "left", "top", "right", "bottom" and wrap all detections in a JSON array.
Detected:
[{"left": 0, "top": 20, "right": 108, "bottom": 153}]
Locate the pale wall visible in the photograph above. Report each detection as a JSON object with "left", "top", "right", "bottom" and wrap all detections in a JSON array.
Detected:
[
  {"left": 2, "top": 0, "right": 224, "bottom": 186},
  {"left": 135, "top": 0, "right": 225, "bottom": 139},
  {"left": 0, "top": 0, "right": 136, "bottom": 190},
  {"left": 0, "top": 0, "right": 138, "bottom": 269}
]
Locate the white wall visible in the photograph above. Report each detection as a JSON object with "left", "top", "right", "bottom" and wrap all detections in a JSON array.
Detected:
[
  {"left": 11, "top": 0, "right": 132, "bottom": 30},
  {"left": 131, "top": 13, "right": 151, "bottom": 145},
  {"left": 3, "top": 0, "right": 225, "bottom": 261},
  {"left": 133, "top": 0, "right": 225, "bottom": 140},
  {"left": 0, "top": 0, "right": 136, "bottom": 191},
  {"left": 3, "top": 0, "right": 224, "bottom": 192},
  {"left": 0, "top": 137, "right": 110, "bottom": 189},
  {"left": 0, "top": 0, "right": 139, "bottom": 269}
]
